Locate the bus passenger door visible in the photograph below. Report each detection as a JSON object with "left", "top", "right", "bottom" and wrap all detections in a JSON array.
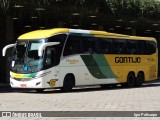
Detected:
[{"left": 43, "top": 46, "right": 61, "bottom": 88}]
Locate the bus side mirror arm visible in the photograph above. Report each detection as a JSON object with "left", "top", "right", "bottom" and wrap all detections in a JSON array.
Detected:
[
  {"left": 2, "top": 44, "right": 16, "bottom": 56},
  {"left": 38, "top": 42, "right": 60, "bottom": 56}
]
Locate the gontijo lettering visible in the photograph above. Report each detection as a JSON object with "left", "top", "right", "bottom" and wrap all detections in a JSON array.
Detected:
[{"left": 115, "top": 57, "right": 141, "bottom": 63}]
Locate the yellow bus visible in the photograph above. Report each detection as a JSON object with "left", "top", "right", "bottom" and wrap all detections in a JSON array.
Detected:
[{"left": 2, "top": 28, "right": 158, "bottom": 92}]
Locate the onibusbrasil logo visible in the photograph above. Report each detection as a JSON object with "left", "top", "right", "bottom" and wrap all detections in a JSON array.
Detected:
[{"left": 1, "top": 112, "right": 42, "bottom": 118}]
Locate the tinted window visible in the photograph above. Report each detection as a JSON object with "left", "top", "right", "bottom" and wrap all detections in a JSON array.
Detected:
[
  {"left": 63, "top": 35, "right": 82, "bottom": 56},
  {"left": 126, "top": 40, "right": 137, "bottom": 54},
  {"left": 144, "top": 41, "right": 156, "bottom": 55},
  {"left": 48, "top": 34, "right": 67, "bottom": 58},
  {"left": 82, "top": 37, "right": 98, "bottom": 54},
  {"left": 45, "top": 47, "right": 54, "bottom": 66},
  {"left": 98, "top": 38, "right": 112, "bottom": 54},
  {"left": 125, "top": 40, "right": 156, "bottom": 55},
  {"left": 62, "top": 34, "right": 156, "bottom": 56},
  {"left": 135, "top": 40, "right": 144, "bottom": 54},
  {"left": 112, "top": 39, "right": 126, "bottom": 54}
]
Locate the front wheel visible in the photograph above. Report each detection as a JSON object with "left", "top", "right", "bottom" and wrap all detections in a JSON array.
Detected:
[
  {"left": 100, "top": 84, "right": 110, "bottom": 89},
  {"left": 36, "top": 89, "right": 44, "bottom": 93},
  {"left": 61, "top": 75, "right": 75, "bottom": 92}
]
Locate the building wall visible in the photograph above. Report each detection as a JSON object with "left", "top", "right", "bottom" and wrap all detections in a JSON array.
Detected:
[
  {"left": 0, "top": 16, "right": 7, "bottom": 83},
  {"left": 0, "top": 15, "right": 14, "bottom": 83}
]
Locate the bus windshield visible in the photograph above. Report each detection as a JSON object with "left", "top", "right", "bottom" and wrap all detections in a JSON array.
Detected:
[{"left": 11, "top": 39, "right": 45, "bottom": 73}]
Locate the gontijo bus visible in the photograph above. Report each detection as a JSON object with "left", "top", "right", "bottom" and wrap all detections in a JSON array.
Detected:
[{"left": 2, "top": 28, "right": 158, "bottom": 92}]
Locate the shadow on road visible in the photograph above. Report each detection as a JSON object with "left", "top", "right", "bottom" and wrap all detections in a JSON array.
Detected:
[{"left": 0, "top": 79, "right": 160, "bottom": 94}]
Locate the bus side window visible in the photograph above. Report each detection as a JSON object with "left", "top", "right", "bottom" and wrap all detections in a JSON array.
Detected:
[
  {"left": 126, "top": 40, "right": 137, "bottom": 54},
  {"left": 112, "top": 39, "right": 125, "bottom": 54},
  {"left": 136, "top": 40, "right": 143, "bottom": 54},
  {"left": 149, "top": 41, "right": 156, "bottom": 54},
  {"left": 82, "top": 37, "right": 98, "bottom": 54},
  {"left": 45, "top": 47, "right": 57, "bottom": 67},
  {"left": 63, "top": 35, "right": 82, "bottom": 56},
  {"left": 48, "top": 34, "right": 67, "bottom": 58},
  {"left": 144, "top": 41, "right": 156, "bottom": 55},
  {"left": 98, "top": 38, "right": 112, "bottom": 54}
]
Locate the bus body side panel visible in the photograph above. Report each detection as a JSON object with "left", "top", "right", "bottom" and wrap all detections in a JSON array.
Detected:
[
  {"left": 144, "top": 53, "right": 158, "bottom": 81},
  {"left": 86, "top": 54, "right": 118, "bottom": 85},
  {"left": 79, "top": 54, "right": 118, "bottom": 86},
  {"left": 59, "top": 55, "right": 94, "bottom": 87},
  {"left": 103, "top": 54, "right": 125, "bottom": 83},
  {"left": 103, "top": 53, "right": 157, "bottom": 83},
  {"left": 105, "top": 54, "right": 142, "bottom": 83},
  {"left": 43, "top": 67, "right": 60, "bottom": 88}
]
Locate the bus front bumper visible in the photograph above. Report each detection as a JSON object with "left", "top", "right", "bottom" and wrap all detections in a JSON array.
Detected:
[{"left": 10, "top": 77, "right": 44, "bottom": 89}]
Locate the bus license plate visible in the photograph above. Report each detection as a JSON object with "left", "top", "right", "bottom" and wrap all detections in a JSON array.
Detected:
[{"left": 20, "top": 84, "right": 27, "bottom": 88}]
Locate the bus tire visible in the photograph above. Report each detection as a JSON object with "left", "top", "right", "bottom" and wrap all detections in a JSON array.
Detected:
[
  {"left": 61, "top": 74, "right": 75, "bottom": 92},
  {"left": 36, "top": 89, "right": 44, "bottom": 93},
  {"left": 135, "top": 72, "right": 144, "bottom": 87},
  {"left": 121, "top": 83, "right": 127, "bottom": 88},
  {"left": 126, "top": 72, "right": 135, "bottom": 87},
  {"left": 100, "top": 84, "right": 110, "bottom": 89}
]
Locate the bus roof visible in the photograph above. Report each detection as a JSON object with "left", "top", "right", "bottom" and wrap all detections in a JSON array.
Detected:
[
  {"left": 18, "top": 28, "right": 69, "bottom": 39},
  {"left": 18, "top": 28, "right": 156, "bottom": 42}
]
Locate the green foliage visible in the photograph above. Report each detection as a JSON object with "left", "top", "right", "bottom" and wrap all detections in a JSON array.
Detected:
[
  {"left": 1, "top": 0, "right": 160, "bottom": 19},
  {"left": 96, "top": 0, "right": 160, "bottom": 20},
  {"left": 0, "top": 0, "right": 49, "bottom": 12},
  {"left": 0, "top": 0, "right": 11, "bottom": 12}
]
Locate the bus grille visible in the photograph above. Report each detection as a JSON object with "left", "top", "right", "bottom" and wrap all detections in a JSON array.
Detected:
[{"left": 14, "top": 78, "right": 32, "bottom": 81}]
